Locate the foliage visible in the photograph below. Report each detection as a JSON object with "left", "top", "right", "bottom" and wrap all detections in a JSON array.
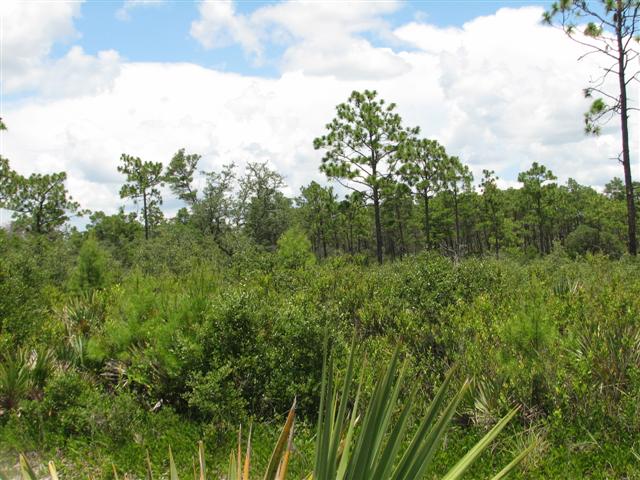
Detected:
[
  {"left": 191, "top": 163, "right": 237, "bottom": 254},
  {"left": 0, "top": 233, "right": 74, "bottom": 348},
  {"left": 312, "top": 341, "right": 531, "bottom": 480},
  {"left": 239, "top": 162, "right": 292, "bottom": 248},
  {"left": 565, "top": 224, "right": 623, "bottom": 258},
  {"left": 276, "top": 227, "right": 316, "bottom": 269},
  {"left": 314, "top": 90, "right": 419, "bottom": 263},
  {"left": 69, "top": 235, "right": 111, "bottom": 294},
  {"left": 183, "top": 365, "right": 247, "bottom": 427},
  {"left": 396, "top": 138, "right": 448, "bottom": 248},
  {"left": 480, "top": 169, "right": 504, "bottom": 257},
  {"left": 0, "top": 347, "right": 54, "bottom": 411},
  {"left": 2, "top": 247, "right": 639, "bottom": 477},
  {"left": 5, "top": 171, "right": 81, "bottom": 234},
  {"left": 0, "top": 156, "right": 16, "bottom": 207},
  {"left": 517, "top": 162, "right": 557, "bottom": 254},
  {"left": 164, "top": 149, "right": 201, "bottom": 206},
  {"left": 118, "top": 154, "right": 164, "bottom": 240},
  {"left": 5, "top": 342, "right": 534, "bottom": 480},
  {"left": 296, "top": 181, "right": 338, "bottom": 258},
  {"left": 2, "top": 121, "right": 636, "bottom": 263}
]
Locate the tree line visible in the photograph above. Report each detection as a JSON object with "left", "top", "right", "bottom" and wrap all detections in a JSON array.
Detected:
[
  {"left": 0, "top": 94, "right": 637, "bottom": 263},
  {"left": 1, "top": 1, "right": 639, "bottom": 261}
]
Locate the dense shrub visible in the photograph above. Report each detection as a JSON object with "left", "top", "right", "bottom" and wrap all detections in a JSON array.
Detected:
[
  {"left": 565, "top": 224, "right": 624, "bottom": 258},
  {"left": 1, "top": 238, "right": 639, "bottom": 478},
  {"left": 276, "top": 226, "right": 316, "bottom": 269},
  {"left": 70, "top": 235, "right": 112, "bottom": 294}
]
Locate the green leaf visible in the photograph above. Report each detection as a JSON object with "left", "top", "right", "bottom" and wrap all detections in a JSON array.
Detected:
[
  {"left": 169, "top": 446, "right": 180, "bottom": 480},
  {"left": 19, "top": 454, "right": 37, "bottom": 480},
  {"left": 441, "top": 407, "right": 520, "bottom": 480}
]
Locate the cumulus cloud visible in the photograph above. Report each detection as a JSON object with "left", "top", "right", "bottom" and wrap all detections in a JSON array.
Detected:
[
  {"left": 394, "top": 6, "right": 638, "bottom": 185},
  {"left": 3, "top": 64, "right": 343, "bottom": 213},
  {"left": 0, "top": 0, "right": 121, "bottom": 97},
  {"left": 115, "top": 0, "right": 166, "bottom": 21},
  {"left": 1, "top": 1, "right": 79, "bottom": 89},
  {"left": 190, "top": 0, "right": 262, "bottom": 59},
  {"left": 190, "top": 0, "right": 410, "bottom": 79},
  {"left": 11, "top": 46, "right": 121, "bottom": 98},
  {"left": 2, "top": 4, "right": 638, "bottom": 216}
]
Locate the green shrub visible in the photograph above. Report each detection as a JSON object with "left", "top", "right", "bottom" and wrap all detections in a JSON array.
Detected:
[
  {"left": 2, "top": 247, "right": 640, "bottom": 478},
  {"left": 70, "top": 235, "right": 111, "bottom": 294},
  {"left": 183, "top": 365, "right": 246, "bottom": 428},
  {"left": 565, "top": 224, "right": 623, "bottom": 258},
  {"left": 276, "top": 226, "right": 316, "bottom": 269}
]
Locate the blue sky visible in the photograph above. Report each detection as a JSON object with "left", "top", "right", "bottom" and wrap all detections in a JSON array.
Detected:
[{"left": 1, "top": 0, "right": 637, "bottom": 217}]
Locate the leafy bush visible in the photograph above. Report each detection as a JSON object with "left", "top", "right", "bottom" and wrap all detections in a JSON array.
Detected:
[
  {"left": 183, "top": 365, "right": 246, "bottom": 427},
  {"left": 2, "top": 244, "right": 640, "bottom": 478},
  {"left": 276, "top": 227, "right": 316, "bottom": 269},
  {"left": 7, "top": 343, "right": 533, "bottom": 480},
  {"left": 69, "top": 235, "right": 111, "bottom": 294},
  {"left": 565, "top": 224, "right": 623, "bottom": 258}
]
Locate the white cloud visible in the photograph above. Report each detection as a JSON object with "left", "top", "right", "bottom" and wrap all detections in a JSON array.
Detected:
[
  {"left": 281, "top": 39, "right": 409, "bottom": 80},
  {"left": 394, "top": 6, "right": 638, "bottom": 186},
  {"left": 190, "top": 0, "right": 409, "bottom": 79},
  {"left": 190, "top": 0, "right": 262, "bottom": 59},
  {"left": 1, "top": 1, "right": 79, "bottom": 90},
  {"left": 393, "top": 22, "right": 462, "bottom": 53},
  {"left": 115, "top": 0, "right": 166, "bottom": 21},
  {"left": 2, "top": 5, "right": 638, "bottom": 217},
  {"left": 0, "top": 0, "right": 121, "bottom": 97},
  {"left": 4, "top": 64, "right": 345, "bottom": 213},
  {"left": 0, "top": 1, "right": 79, "bottom": 60},
  {"left": 10, "top": 46, "right": 121, "bottom": 98}
]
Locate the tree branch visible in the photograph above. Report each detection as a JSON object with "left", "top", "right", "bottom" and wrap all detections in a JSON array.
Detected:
[{"left": 334, "top": 178, "right": 371, "bottom": 199}]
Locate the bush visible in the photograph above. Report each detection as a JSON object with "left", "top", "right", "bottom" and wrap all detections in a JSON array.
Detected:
[
  {"left": 565, "top": 224, "right": 623, "bottom": 258},
  {"left": 70, "top": 235, "right": 111, "bottom": 294},
  {"left": 3, "top": 247, "right": 640, "bottom": 478},
  {"left": 27, "top": 370, "right": 102, "bottom": 439},
  {"left": 183, "top": 365, "right": 246, "bottom": 428},
  {"left": 276, "top": 226, "right": 316, "bottom": 269}
]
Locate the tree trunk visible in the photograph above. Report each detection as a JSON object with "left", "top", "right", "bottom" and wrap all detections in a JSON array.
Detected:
[
  {"left": 494, "top": 216, "right": 500, "bottom": 259},
  {"left": 313, "top": 232, "right": 320, "bottom": 257},
  {"left": 453, "top": 188, "right": 460, "bottom": 250},
  {"left": 537, "top": 195, "right": 544, "bottom": 255},
  {"left": 319, "top": 218, "right": 327, "bottom": 258},
  {"left": 616, "top": 9, "right": 637, "bottom": 255},
  {"left": 423, "top": 192, "right": 430, "bottom": 249},
  {"left": 142, "top": 190, "right": 149, "bottom": 240},
  {"left": 373, "top": 186, "right": 383, "bottom": 264},
  {"left": 396, "top": 204, "right": 405, "bottom": 258}
]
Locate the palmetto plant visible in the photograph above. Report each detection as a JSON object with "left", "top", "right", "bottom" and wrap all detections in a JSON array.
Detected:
[
  {"left": 0, "top": 347, "right": 54, "bottom": 411},
  {"left": 310, "top": 342, "right": 533, "bottom": 480},
  {"left": 0, "top": 349, "right": 31, "bottom": 411},
  {"left": 3, "top": 341, "right": 533, "bottom": 480}
]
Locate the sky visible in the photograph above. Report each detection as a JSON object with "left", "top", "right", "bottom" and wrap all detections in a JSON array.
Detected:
[{"left": 0, "top": 0, "right": 638, "bottom": 219}]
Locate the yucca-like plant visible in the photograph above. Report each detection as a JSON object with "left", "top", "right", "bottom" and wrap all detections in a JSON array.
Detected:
[
  {"left": 224, "top": 407, "right": 296, "bottom": 480},
  {"left": 0, "top": 347, "right": 55, "bottom": 411},
  {"left": 3, "top": 341, "right": 534, "bottom": 479},
  {"left": 0, "top": 349, "right": 32, "bottom": 411},
  {"left": 29, "top": 348, "right": 55, "bottom": 395},
  {"left": 311, "top": 340, "right": 534, "bottom": 480}
]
